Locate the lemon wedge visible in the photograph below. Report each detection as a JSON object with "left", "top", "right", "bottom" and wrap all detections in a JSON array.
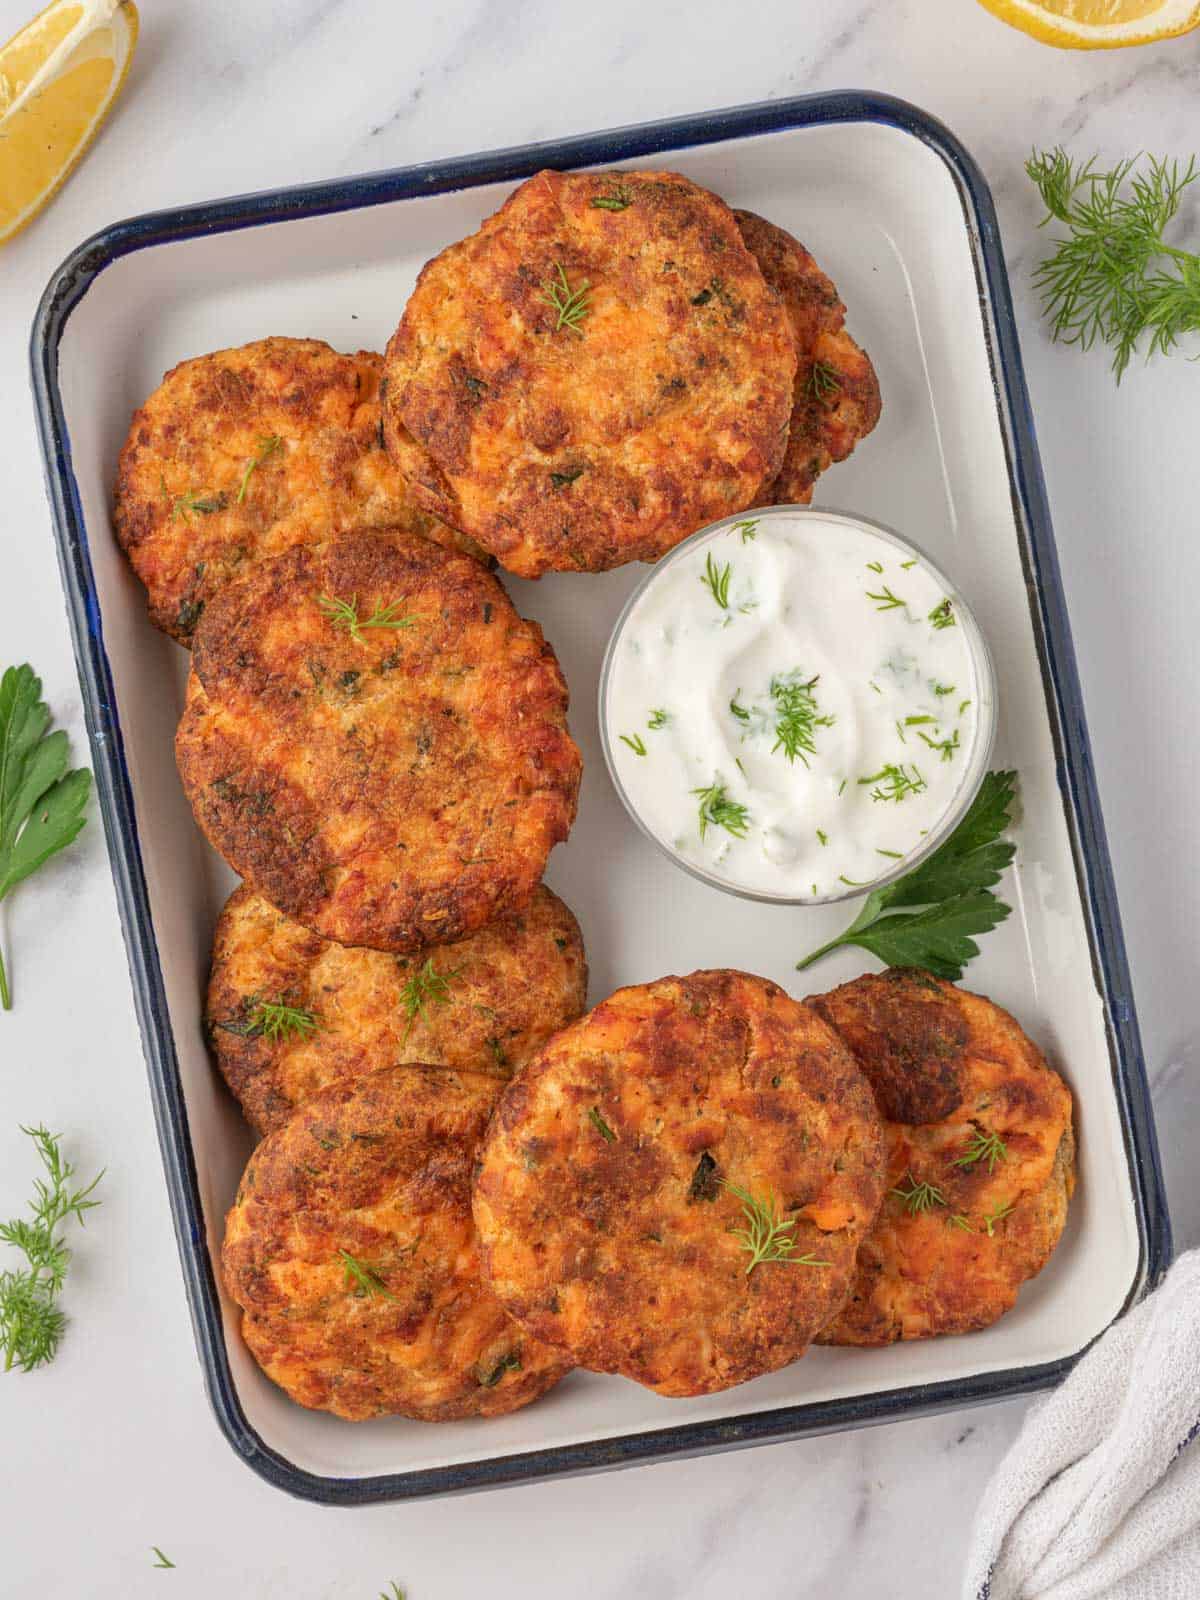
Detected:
[
  {"left": 0, "top": 0, "right": 138, "bottom": 246},
  {"left": 976, "top": 0, "right": 1200, "bottom": 46}
]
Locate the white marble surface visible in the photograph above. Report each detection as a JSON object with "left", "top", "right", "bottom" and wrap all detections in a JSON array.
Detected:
[{"left": 1, "top": 2, "right": 1197, "bottom": 1595}]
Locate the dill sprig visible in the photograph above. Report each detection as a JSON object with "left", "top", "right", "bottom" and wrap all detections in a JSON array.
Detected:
[
  {"left": 151, "top": 1550, "right": 175, "bottom": 1570},
  {"left": 0, "top": 1126, "right": 102, "bottom": 1372},
  {"left": 647, "top": 708, "right": 670, "bottom": 729},
  {"left": 700, "top": 551, "right": 733, "bottom": 609},
  {"left": 248, "top": 998, "right": 320, "bottom": 1044},
  {"left": 928, "top": 598, "right": 956, "bottom": 631},
  {"left": 731, "top": 518, "right": 759, "bottom": 543},
  {"left": 867, "top": 585, "right": 906, "bottom": 612},
  {"left": 692, "top": 780, "right": 750, "bottom": 840},
  {"left": 236, "top": 434, "right": 283, "bottom": 503},
  {"left": 1026, "top": 147, "right": 1200, "bottom": 381},
  {"left": 859, "top": 763, "right": 927, "bottom": 804},
  {"left": 170, "top": 488, "right": 225, "bottom": 522},
  {"left": 769, "top": 671, "right": 834, "bottom": 767},
  {"left": 982, "top": 1200, "right": 1016, "bottom": 1237},
  {"left": 587, "top": 1106, "right": 616, "bottom": 1143},
  {"left": 539, "top": 262, "right": 591, "bottom": 334},
  {"left": 919, "top": 727, "right": 960, "bottom": 762},
  {"left": 808, "top": 359, "right": 841, "bottom": 400},
  {"left": 316, "top": 594, "right": 417, "bottom": 641},
  {"left": 954, "top": 1126, "right": 1009, "bottom": 1174},
  {"left": 891, "top": 1173, "right": 947, "bottom": 1215},
  {"left": 723, "top": 1181, "right": 830, "bottom": 1276},
  {"left": 398, "top": 958, "right": 461, "bottom": 1043},
  {"left": 619, "top": 732, "right": 647, "bottom": 756},
  {"left": 338, "top": 1249, "right": 397, "bottom": 1300}
]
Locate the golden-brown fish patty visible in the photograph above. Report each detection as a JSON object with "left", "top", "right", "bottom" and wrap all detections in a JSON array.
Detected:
[
  {"left": 733, "top": 211, "right": 881, "bottom": 506},
  {"left": 207, "top": 882, "right": 588, "bottom": 1135},
  {"left": 810, "top": 970, "right": 1075, "bottom": 1347},
  {"left": 114, "top": 337, "right": 486, "bottom": 644},
  {"left": 222, "top": 1065, "right": 572, "bottom": 1421},
  {"left": 175, "top": 529, "right": 581, "bottom": 952},
  {"left": 383, "top": 169, "right": 797, "bottom": 577},
  {"left": 473, "top": 970, "right": 885, "bottom": 1397}
]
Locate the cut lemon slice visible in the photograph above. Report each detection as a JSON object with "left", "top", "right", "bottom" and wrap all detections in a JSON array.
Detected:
[
  {"left": 976, "top": 0, "right": 1200, "bottom": 45},
  {"left": 0, "top": 0, "right": 138, "bottom": 246}
]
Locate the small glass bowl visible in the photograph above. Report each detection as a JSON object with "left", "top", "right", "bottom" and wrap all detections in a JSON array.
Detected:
[{"left": 597, "top": 505, "right": 998, "bottom": 908}]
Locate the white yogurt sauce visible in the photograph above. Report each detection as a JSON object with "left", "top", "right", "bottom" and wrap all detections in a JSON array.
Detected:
[{"left": 603, "top": 511, "right": 989, "bottom": 901}]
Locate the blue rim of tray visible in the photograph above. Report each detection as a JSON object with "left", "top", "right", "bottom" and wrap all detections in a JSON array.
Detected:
[{"left": 30, "top": 90, "right": 1171, "bottom": 1505}]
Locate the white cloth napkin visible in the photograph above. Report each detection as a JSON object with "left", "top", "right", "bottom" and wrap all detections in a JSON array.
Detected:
[{"left": 963, "top": 1250, "right": 1200, "bottom": 1600}]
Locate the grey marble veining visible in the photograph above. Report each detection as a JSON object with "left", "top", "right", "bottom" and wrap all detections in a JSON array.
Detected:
[{"left": 0, "top": 1, "right": 1197, "bottom": 1595}]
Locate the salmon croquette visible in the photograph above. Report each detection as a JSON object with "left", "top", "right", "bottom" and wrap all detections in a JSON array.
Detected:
[
  {"left": 472, "top": 970, "right": 885, "bottom": 1397},
  {"left": 207, "top": 883, "right": 588, "bottom": 1135},
  {"left": 222, "top": 1065, "right": 572, "bottom": 1421},
  {"left": 733, "top": 211, "right": 880, "bottom": 505},
  {"left": 810, "top": 969, "right": 1075, "bottom": 1347},
  {"left": 114, "top": 337, "right": 485, "bottom": 644},
  {"left": 383, "top": 169, "right": 797, "bottom": 577},
  {"left": 175, "top": 529, "right": 581, "bottom": 953}
]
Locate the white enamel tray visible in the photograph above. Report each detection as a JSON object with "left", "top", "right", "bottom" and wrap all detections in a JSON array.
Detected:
[{"left": 32, "top": 93, "right": 1168, "bottom": 1503}]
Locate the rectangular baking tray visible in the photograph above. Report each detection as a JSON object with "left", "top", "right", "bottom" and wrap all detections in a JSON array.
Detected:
[{"left": 31, "top": 92, "right": 1170, "bottom": 1504}]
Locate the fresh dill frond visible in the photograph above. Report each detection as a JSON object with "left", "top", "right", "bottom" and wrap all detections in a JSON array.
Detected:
[
  {"left": 867, "top": 585, "right": 906, "bottom": 612},
  {"left": 722, "top": 1181, "right": 830, "bottom": 1276},
  {"left": 808, "top": 360, "right": 841, "bottom": 400},
  {"left": 398, "top": 958, "right": 461, "bottom": 1043},
  {"left": 946, "top": 1212, "right": 973, "bottom": 1232},
  {"left": 731, "top": 518, "right": 759, "bottom": 543},
  {"left": 866, "top": 560, "right": 884, "bottom": 574},
  {"left": 918, "top": 727, "right": 960, "bottom": 762},
  {"left": 338, "top": 1249, "right": 397, "bottom": 1300},
  {"left": 316, "top": 594, "right": 417, "bottom": 641},
  {"left": 982, "top": 1200, "right": 1016, "bottom": 1237},
  {"left": 587, "top": 1106, "right": 617, "bottom": 1143},
  {"left": 379, "top": 1584, "right": 406, "bottom": 1600},
  {"left": 692, "top": 781, "right": 750, "bottom": 840},
  {"left": 619, "top": 732, "right": 648, "bottom": 756},
  {"left": 150, "top": 1549, "right": 175, "bottom": 1569},
  {"left": 591, "top": 187, "right": 631, "bottom": 212},
  {"left": 248, "top": 998, "right": 320, "bottom": 1044},
  {"left": 539, "top": 262, "right": 591, "bottom": 334},
  {"left": 1026, "top": 147, "right": 1200, "bottom": 381},
  {"left": 933, "top": 682, "right": 956, "bottom": 697},
  {"left": 700, "top": 551, "right": 733, "bottom": 609},
  {"left": 928, "top": 598, "right": 956, "bottom": 630},
  {"left": 171, "top": 489, "right": 225, "bottom": 522},
  {"left": 891, "top": 1173, "right": 947, "bottom": 1215},
  {"left": 0, "top": 1126, "right": 102, "bottom": 1372},
  {"left": 769, "top": 671, "right": 834, "bottom": 766},
  {"left": 859, "top": 763, "right": 927, "bottom": 803},
  {"left": 729, "top": 693, "right": 750, "bottom": 722},
  {"left": 954, "top": 1127, "right": 1009, "bottom": 1174},
  {"left": 236, "top": 434, "right": 283, "bottom": 503},
  {"left": 647, "top": 708, "right": 670, "bottom": 729}
]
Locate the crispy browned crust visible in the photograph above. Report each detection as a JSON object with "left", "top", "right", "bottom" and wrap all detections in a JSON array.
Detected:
[
  {"left": 114, "top": 337, "right": 488, "bottom": 644},
  {"left": 383, "top": 169, "right": 797, "bottom": 577},
  {"left": 811, "top": 973, "right": 1075, "bottom": 1347},
  {"left": 473, "top": 970, "right": 885, "bottom": 1396},
  {"left": 810, "top": 968, "right": 968, "bottom": 1124},
  {"left": 733, "top": 211, "right": 881, "bottom": 506},
  {"left": 175, "top": 530, "right": 581, "bottom": 952},
  {"left": 222, "top": 1065, "right": 572, "bottom": 1420},
  {"left": 207, "top": 883, "right": 588, "bottom": 1135}
]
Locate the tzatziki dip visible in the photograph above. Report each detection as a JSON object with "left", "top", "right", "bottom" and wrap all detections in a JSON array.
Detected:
[{"left": 601, "top": 508, "right": 994, "bottom": 903}]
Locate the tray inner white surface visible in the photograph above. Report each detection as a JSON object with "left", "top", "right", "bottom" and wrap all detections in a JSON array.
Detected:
[{"left": 55, "top": 117, "right": 1141, "bottom": 1479}]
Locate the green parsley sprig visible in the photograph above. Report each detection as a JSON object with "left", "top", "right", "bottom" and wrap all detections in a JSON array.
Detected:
[
  {"left": 797, "top": 770, "right": 1017, "bottom": 981},
  {"left": 0, "top": 1126, "right": 102, "bottom": 1372},
  {"left": 0, "top": 665, "right": 92, "bottom": 1011}
]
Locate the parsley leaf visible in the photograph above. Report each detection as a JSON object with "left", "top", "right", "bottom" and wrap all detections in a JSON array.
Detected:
[
  {"left": 0, "top": 666, "right": 92, "bottom": 1011},
  {"left": 796, "top": 771, "right": 1016, "bottom": 981}
]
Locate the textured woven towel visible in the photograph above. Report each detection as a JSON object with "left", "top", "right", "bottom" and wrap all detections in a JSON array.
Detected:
[{"left": 963, "top": 1250, "right": 1200, "bottom": 1600}]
